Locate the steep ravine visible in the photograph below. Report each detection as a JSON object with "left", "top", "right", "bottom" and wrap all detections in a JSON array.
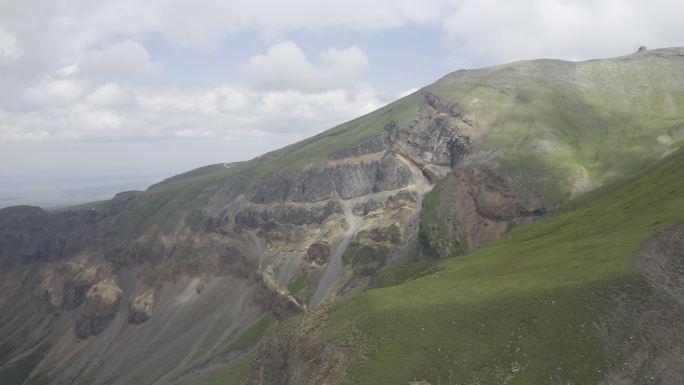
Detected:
[{"left": 309, "top": 202, "right": 363, "bottom": 309}]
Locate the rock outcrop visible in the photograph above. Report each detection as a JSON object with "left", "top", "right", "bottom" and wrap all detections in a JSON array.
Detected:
[
  {"left": 599, "top": 222, "right": 684, "bottom": 384},
  {"left": 419, "top": 164, "right": 546, "bottom": 258},
  {"left": 247, "top": 311, "right": 349, "bottom": 385},
  {"left": 75, "top": 279, "right": 123, "bottom": 339},
  {"left": 387, "top": 93, "right": 474, "bottom": 182},
  {"left": 34, "top": 255, "right": 112, "bottom": 311},
  {"left": 235, "top": 201, "right": 343, "bottom": 230},
  {"left": 306, "top": 241, "right": 331, "bottom": 265},
  {"left": 127, "top": 290, "right": 154, "bottom": 324},
  {"left": 249, "top": 153, "right": 413, "bottom": 203}
]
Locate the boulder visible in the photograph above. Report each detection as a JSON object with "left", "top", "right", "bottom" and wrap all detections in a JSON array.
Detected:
[
  {"left": 75, "top": 279, "right": 122, "bottom": 339},
  {"left": 306, "top": 241, "right": 331, "bottom": 265},
  {"left": 128, "top": 290, "right": 154, "bottom": 324}
]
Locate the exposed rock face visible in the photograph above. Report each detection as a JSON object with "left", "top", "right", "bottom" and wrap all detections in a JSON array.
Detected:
[
  {"left": 236, "top": 201, "right": 343, "bottom": 230},
  {"left": 264, "top": 289, "right": 304, "bottom": 320},
  {"left": 128, "top": 235, "right": 255, "bottom": 284},
  {"left": 248, "top": 335, "right": 346, "bottom": 385},
  {"left": 636, "top": 223, "right": 684, "bottom": 308},
  {"left": 218, "top": 93, "right": 477, "bottom": 315},
  {"left": 306, "top": 241, "right": 331, "bottom": 265},
  {"left": 0, "top": 90, "right": 507, "bottom": 385},
  {"left": 364, "top": 225, "right": 401, "bottom": 244},
  {"left": 255, "top": 271, "right": 305, "bottom": 319},
  {"left": 420, "top": 164, "right": 545, "bottom": 258},
  {"left": 34, "top": 255, "right": 111, "bottom": 311},
  {"left": 351, "top": 197, "right": 386, "bottom": 216},
  {"left": 388, "top": 93, "right": 474, "bottom": 181},
  {"left": 75, "top": 279, "right": 123, "bottom": 339},
  {"left": 599, "top": 222, "right": 684, "bottom": 385},
  {"left": 247, "top": 311, "right": 348, "bottom": 385},
  {"left": 0, "top": 205, "right": 91, "bottom": 269},
  {"left": 329, "top": 135, "right": 389, "bottom": 160},
  {"left": 352, "top": 191, "right": 417, "bottom": 217},
  {"left": 250, "top": 153, "right": 413, "bottom": 203},
  {"left": 127, "top": 290, "right": 154, "bottom": 324}
]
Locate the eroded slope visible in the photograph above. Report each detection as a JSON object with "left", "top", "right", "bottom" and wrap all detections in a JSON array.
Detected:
[{"left": 247, "top": 147, "right": 684, "bottom": 385}]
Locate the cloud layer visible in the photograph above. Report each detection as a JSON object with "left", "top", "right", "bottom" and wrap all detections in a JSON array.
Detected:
[
  {"left": 242, "top": 42, "right": 369, "bottom": 92},
  {"left": 0, "top": 0, "right": 683, "bottom": 145},
  {"left": 2, "top": 53, "right": 386, "bottom": 143}
]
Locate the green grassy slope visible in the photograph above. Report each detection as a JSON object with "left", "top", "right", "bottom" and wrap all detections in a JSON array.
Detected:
[
  {"left": 78, "top": 92, "right": 422, "bottom": 233},
  {"left": 0, "top": 206, "right": 82, "bottom": 265},
  {"left": 427, "top": 50, "right": 684, "bottom": 205},
  {"left": 149, "top": 91, "right": 422, "bottom": 192},
  {"left": 52, "top": 49, "right": 681, "bottom": 238},
  {"left": 228, "top": 314, "right": 275, "bottom": 352},
  {"left": 127, "top": 49, "right": 684, "bottom": 236},
  {"left": 200, "top": 354, "right": 255, "bottom": 385},
  {"left": 317, "top": 146, "right": 684, "bottom": 385}
]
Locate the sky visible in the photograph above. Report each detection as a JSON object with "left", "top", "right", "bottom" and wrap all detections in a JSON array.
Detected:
[{"left": 1, "top": 0, "right": 683, "bottom": 207}]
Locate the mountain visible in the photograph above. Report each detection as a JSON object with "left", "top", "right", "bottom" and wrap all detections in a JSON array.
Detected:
[
  {"left": 1, "top": 47, "right": 684, "bottom": 385},
  {"left": 248, "top": 144, "right": 684, "bottom": 385}
]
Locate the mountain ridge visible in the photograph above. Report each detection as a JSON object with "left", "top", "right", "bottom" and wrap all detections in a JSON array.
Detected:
[{"left": 1, "top": 47, "right": 684, "bottom": 385}]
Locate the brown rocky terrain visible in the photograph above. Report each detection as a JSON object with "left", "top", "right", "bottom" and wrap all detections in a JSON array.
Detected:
[
  {"left": 0, "top": 91, "right": 497, "bottom": 385},
  {"left": 599, "top": 223, "right": 684, "bottom": 385},
  {"left": 420, "top": 163, "right": 546, "bottom": 258}
]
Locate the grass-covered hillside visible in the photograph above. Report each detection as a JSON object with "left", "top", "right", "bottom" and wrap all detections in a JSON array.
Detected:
[
  {"left": 135, "top": 48, "right": 684, "bottom": 234},
  {"left": 276, "top": 144, "right": 684, "bottom": 385},
  {"left": 426, "top": 48, "right": 684, "bottom": 205}
]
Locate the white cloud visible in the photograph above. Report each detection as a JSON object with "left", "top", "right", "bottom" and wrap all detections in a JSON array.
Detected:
[
  {"left": 130, "top": 83, "right": 385, "bottom": 139},
  {"left": 56, "top": 65, "right": 79, "bottom": 77},
  {"left": 0, "top": 1, "right": 681, "bottom": 82},
  {"left": 1, "top": 81, "right": 388, "bottom": 143},
  {"left": 0, "top": 123, "right": 50, "bottom": 142},
  {"left": 399, "top": 88, "right": 419, "bottom": 98},
  {"left": 0, "top": 28, "right": 21, "bottom": 60},
  {"left": 175, "top": 127, "right": 218, "bottom": 139},
  {"left": 0, "top": 0, "right": 448, "bottom": 77},
  {"left": 442, "top": 0, "right": 684, "bottom": 64},
  {"left": 23, "top": 79, "right": 87, "bottom": 107},
  {"left": 70, "top": 105, "right": 125, "bottom": 133},
  {"left": 79, "top": 40, "right": 161, "bottom": 79},
  {"left": 0, "top": 0, "right": 682, "bottom": 81},
  {"left": 242, "top": 42, "right": 369, "bottom": 92},
  {"left": 84, "top": 83, "right": 132, "bottom": 107},
  {"left": 1, "top": 0, "right": 684, "bottom": 148}
]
